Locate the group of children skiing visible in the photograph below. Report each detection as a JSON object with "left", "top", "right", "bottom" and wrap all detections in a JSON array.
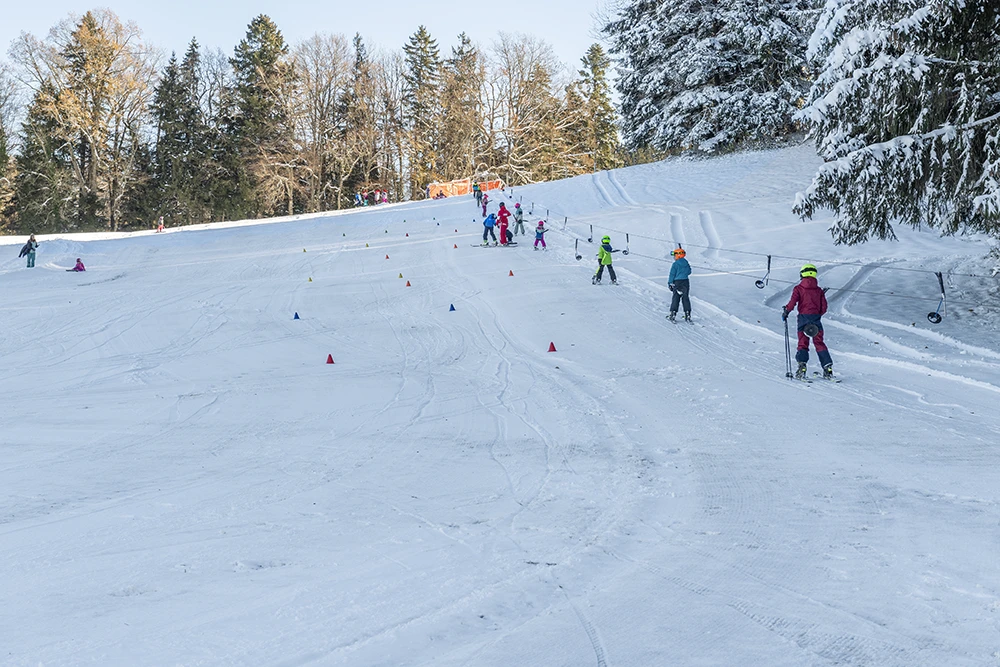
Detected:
[
  {"left": 473, "top": 189, "right": 835, "bottom": 378},
  {"left": 9, "top": 198, "right": 835, "bottom": 381},
  {"left": 481, "top": 201, "right": 547, "bottom": 250}
]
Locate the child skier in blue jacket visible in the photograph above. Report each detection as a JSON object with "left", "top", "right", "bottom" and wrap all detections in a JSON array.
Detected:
[
  {"left": 667, "top": 248, "right": 692, "bottom": 321},
  {"left": 482, "top": 213, "right": 497, "bottom": 246}
]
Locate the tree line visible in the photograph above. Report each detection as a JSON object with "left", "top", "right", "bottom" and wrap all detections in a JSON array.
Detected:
[
  {"left": 3, "top": 3, "right": 997, "bottom": 245},
  {"left": 0, "top": 11, "right": 619, "bottom": 233}
]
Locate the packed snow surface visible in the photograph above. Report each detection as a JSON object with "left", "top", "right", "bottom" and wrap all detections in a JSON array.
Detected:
[{"left": 3, "top": 145, "right": 1000, "bottom": 666}]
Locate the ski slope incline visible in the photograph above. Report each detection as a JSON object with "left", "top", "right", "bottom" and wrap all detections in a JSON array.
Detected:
[{"left": 2, "top": 145, "right": 999, "bottom": 666}]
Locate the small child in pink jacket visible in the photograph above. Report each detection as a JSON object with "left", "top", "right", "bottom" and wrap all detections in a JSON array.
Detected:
[{"left": 70, "top": 258, "right": 86, "bottom": 272}]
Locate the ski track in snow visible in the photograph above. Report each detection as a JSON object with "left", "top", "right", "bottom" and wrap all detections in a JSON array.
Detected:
[
  {"left": 698, "top": 210, "right": 722, "bottom": 260},
  {"left": 669, "top": 212, "right": 687, "bottom": 246},
  {"left": 3, "top": 144, "right": 1000, "bottom": 666},
  {"left": 606, "top": 170, "right": 637, "bottom": 207}
]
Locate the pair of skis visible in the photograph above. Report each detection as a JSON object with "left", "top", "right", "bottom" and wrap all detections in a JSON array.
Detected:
[{"left": 793, "top": 371, "right": 842, "bottom": 384}]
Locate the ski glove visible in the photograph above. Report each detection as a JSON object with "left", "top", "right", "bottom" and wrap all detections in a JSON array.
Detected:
[
  {"left": 668, "top": 284, "right": 675, "bottom": 292},
  {"left": 781, "top": 306, "right": 789, "bottom": 321}
]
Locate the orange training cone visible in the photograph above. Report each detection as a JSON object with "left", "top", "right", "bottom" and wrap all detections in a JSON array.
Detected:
[
  {"left": 406, "top": 280, "right": 411, "bottom": 287},
  {"left": 509, "top": 270, "right": 514, "bottom": 277},
  {"left": 548, "top": 342, "right": 557, "bottom": 352},
  {"left": 453, "top": 244, "right": 457, "bottom": 249},
  {"left": 385, "top": 254, "right": 390, "bottom": 259},
  {"left": 326, "top": 354, "right": 335, "bottom": 364}
]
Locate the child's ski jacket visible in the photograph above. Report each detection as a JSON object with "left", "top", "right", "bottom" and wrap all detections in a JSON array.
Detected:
[
  {"left": 785, "top": 277, "right": 827, "bottom": 315},
  {"left": 668, "top": 257, "right": 691, "bottom": 283},
  {"left": 598, "top": 243, "right": 615, "bottom": 265}
]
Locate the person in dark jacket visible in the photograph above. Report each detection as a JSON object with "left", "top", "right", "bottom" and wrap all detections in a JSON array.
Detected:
[
  {"left": 783, "top": 264, "right": 833, "bottom": 379},
  {"left": 19, "top": 234, "right": 39, "bottom": 268},
  {"left": 667, "top": 247, "right": 692, "bottom": 322},
  {"left": 482, "top": 213, "right": 498, "bottom": 246}
]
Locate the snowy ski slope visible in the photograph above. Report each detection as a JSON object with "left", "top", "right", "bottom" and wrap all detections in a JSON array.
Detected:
[{"left": 3, "top": 144, "right": 999, "bottom": 666}]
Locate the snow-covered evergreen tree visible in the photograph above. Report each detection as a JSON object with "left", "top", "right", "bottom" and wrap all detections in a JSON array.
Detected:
[
  {"left": 795, "top": 0, "right": 1000, "bottom": 244},
  {"left": 604, "top": 0, "right": 818, "bottom": 153}
]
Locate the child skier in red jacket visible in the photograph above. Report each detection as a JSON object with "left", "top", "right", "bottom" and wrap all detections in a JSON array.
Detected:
[
  {"left": 497, "top": 203, "right": 512, "bottom": 245},
  {"left": 783, "top": 264, "right": 833, "bottom": 379}
]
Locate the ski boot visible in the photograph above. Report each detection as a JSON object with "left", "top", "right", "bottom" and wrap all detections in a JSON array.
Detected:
[
  {"left": 683, "top": 312, "right": 692, "bottom": 323},
  {"left": 822, "top": 363, "right": 834, "bottom": 380},
  {"left": 667, "top": 312, "right": 676, "bottom": 322},
  {"left": 481, "top": 242, "right": 489, "bottom": 247},
  {"left": 795, "top": 362, "right": 808, "bottom": 380},
  {"left": 611, "top": 279, "right": 618, "bottom": 285},
  {"left": 592, "top": 275, "right": 601, "bottom": 285}
]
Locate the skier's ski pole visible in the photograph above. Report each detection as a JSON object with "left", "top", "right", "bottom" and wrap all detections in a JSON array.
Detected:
[
  {"left": 588, "top": 225, "right": 593, "bottom": 243},
  {"left": 784, "top": 317, "right": 794, "bottom": 379},
  {"left": 575, "top": 239, "right": 582, "bottom": 260},
  {"left": 623, "top": 233, "right": 630, "bottom": 255}
]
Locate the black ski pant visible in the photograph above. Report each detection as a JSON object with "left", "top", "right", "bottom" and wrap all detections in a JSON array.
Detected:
[
  {"left": 670, "top": 279, "right": 691, "bottom": 314},
  {"left": 483, "top": 227, "right": 496, "bottom": 242},
  {"left": 595, "top": 263, "right": 616, "bottom": 281}
]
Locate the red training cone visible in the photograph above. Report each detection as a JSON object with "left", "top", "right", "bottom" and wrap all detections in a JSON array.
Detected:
[
  {"left": 453, "top": 244, "right": 457, "bottom": 249},
  {"left": 547, "top": 342, "right": 557, "bottom": 352},
  {"left": 385, "top": 254, "right": 389, "bottom": 259},
  {"left": 508, "top": 270, "right": 514, "bottom": 277},
  {"left": 405, "top": 233, "right": 409, "bottom": 237},
  {"left": 406, "top": 280, "right": 411, "bottom": 287},
  {"left": 326, "top": 354, "right": 335, "bottom": 364}
]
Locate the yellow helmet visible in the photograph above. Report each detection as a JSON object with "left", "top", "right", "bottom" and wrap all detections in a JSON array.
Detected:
[{"left": 800, "top": 264, "right": 818, "bottom": 278}]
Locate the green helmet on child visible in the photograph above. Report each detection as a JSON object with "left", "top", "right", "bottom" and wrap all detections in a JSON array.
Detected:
[{"left": 800, "top": 264, "right": 818, "bottom": 278}]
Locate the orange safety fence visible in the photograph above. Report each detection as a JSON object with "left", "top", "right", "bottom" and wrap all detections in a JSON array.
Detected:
[{"left": 427, "top": 177, "right": 505, "bottom": 199}]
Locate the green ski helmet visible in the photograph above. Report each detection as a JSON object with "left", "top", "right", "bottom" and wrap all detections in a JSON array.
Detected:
[
  {"left": 800, "top": 264, "right": 818, "bottom": 278},
  {"left": 602, "top": 235, "right": 611, "bottom": 243}
]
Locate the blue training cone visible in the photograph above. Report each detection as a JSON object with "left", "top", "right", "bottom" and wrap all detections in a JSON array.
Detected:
[
  {"left": 294, "top": 312, "right": 300, "bottom": 320},
  {"left": 449, "top": 304, "right": 456, "bottom": 312}
]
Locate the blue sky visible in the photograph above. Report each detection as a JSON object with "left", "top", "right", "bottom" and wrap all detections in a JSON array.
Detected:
[{"left": 3, "top": 1, "right": 606, "bottom": 69}]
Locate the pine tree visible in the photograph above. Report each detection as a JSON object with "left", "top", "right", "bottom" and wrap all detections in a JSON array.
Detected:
[
  {"left": 229, "top": 15, "right": 297, "bottom": 217},
  {"left": 795, "top": 0, "right": 1000, "bottom": 243},
  {"left": 604, "top": 0, "right": 817, "bottom": 153},
  {"left": 151, "top": 54, "right": 186, "bottom": 216},
  {"left": 439, "top": 33, "right": 484, "bottom": 181},
  {"left": 14, "top": 84, "right": 74, "bottom": 232},
  {"left": 569, "top": 44, "right": 621, "bottom": 171},
  {"left": 337, "top": 34, "right": 380, "bottom": 206},
  {"left": 402, "top": 26, "right": 442, "bottom": 197},
  {"left": 149, "top": 39, "right": 214, "bottom": 225}
]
